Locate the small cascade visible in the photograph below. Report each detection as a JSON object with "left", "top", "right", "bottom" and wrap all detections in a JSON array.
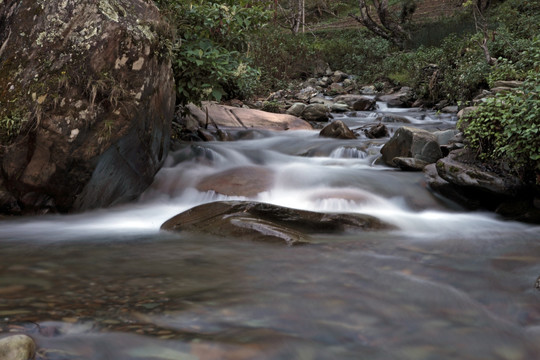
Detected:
[{"left": 329, "top": 146, "right": 367, "bottom": 159}]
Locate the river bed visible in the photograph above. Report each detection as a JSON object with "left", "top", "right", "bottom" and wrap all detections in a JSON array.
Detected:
[{"left": 1, "top": 106, "right": 539, "bottom": 360}]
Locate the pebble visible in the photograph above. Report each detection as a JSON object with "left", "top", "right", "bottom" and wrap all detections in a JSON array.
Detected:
[{"left": 0, "top": 334, "right": 36, "bottom": 360}]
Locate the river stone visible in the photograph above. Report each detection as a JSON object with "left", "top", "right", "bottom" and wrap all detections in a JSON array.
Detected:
[
  {"left": 380, "top": 127, "right": 443, "bottom": 167},
  {"left": 185, "top": 102, "right": 312, "bottom": 131},
  {"left": 0, "top": 334, "right": 36, "bottom": 360},
  {"left": 333, "top": 95, "right": 376, "bottom": 111},
  {"left": 377, "top": 87, "right": 415, "bottom": 108},
  {"left": 435, "top": 149, "right": 523, "bottom": 196},
  {"left": 302, "top": 104, "right": 330, "bottom": 122},
  {"left": 331, "top": 70, "right": 348, "bottom": 83},
  {"left": 330, "top": 103, "right": 350, "bottom": 112},
  {"left": 161, "top": 201, "right": 393, "bottom": 245},
  {"left": 0, "top": 0, "right": 175, "bottom": 213},
  {"left": 286, "top": 103, "right": 306, "bottom": 117},
  {"left": 433, "top": 130, "right": 459, "bottom": 145},
  {"left": 196, "top": 166, "right": 274, "bottom": 197},
  {"left": 319, "top": 121, "right": 357, "bottom": 140},
  {"left": 393, "top": 157, "right": 430, "bottom": 171},
  {"left": 364, "top": 123, "right": 388, "bottom": 139}
]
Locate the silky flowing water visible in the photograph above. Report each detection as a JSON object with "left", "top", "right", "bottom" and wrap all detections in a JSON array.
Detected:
[{"left": 1, "top": 105, "right": 540, "bottom": 360}]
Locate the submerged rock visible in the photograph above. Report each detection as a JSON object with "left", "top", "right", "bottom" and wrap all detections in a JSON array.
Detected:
[
  {"left": 380, "top": 127, "right": 442, "bottom": 167},
  {"left": 319, "top": 121, "right": 356, "bottom": 140},
  {"left": 0, "top": 334, "right": 36, "bottom": 360},
  {"left": 0, "top": 0, "right": 175, "bottom": 213},
  {"left": 196, "top": 166, "right": 274, "bottom": 197},
  {"left": 161, "top": 201, "right": 393, "bottom": 245}
]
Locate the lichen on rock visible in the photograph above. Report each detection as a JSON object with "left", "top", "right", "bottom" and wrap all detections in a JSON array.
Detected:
[{"left": 0, "top": 0, "right": 175, "bottom": 214}]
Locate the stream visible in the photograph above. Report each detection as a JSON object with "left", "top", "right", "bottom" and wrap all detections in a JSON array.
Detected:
[{"left": 1, "top": 104, "right": 540, "bottom": 360}]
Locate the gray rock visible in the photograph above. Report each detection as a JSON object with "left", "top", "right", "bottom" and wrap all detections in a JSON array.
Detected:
[
  {"left": 302, "top": 103, "right": 330, "bottom": 122},
  {"left": 319, "top": 121, "right": 357, "bottom": 140},
  {"left": 457, "top": 106, "right": 478, "bottom": 119},
  {"left": 286, "top": 103, "right": 306, "bottom": 117},
  {"left": 332, "top": 70, "right": 348, "bottom": 83},
  {"left": 381, "top": 127, "right": 443, "bottom": 167},
  {"left": 433, "top": 130, "right": 459, "bottom": 145},
  {"left": 435, "top": 150, "right": 523, "bottom": 195},
  {"left": 331, "top": 103, "right": 350, "bottom": 113},
  {"left": 161, "top": 201, "right": 394, "bottom": 246},
  {"left": 0, "top": 334, "right": 36, "bottom": 360},
  {"left": 296, "top": 86, "right": 318, "bottom": 101},
  {"left": 441, "top": 106, "right": 459, "bottom": 113},
  {"left": 364, "top": 123, "right": 388, "bottom": 139},
  {"left": 377, "top": 87, "right": 416, "bottom": 108},
  {"left": 393, "top": 157, "right": 430, "bottom": 171},
  {"left": 328, "top": 82, "right": 346, "bottom": 94},
  {"left": 333, "top": 95, "right": 376, "bottom": 111},
  {"left": 360, "top": 85, "right": 376, "bottom": 95}
]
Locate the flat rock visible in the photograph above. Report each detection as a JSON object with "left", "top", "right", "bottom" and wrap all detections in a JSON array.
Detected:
[
  {"left": 185, "top": 103, "right": 312, "bottom": 131},
  {"left": 435, "top": 150, "right": 523, "bottom": 196},
  {"left": 0, "top": 334, "right": 36, "bottom": 360},
  {"left": 393, "top": 157, "right": 430, "bottom": 171},
  {"left": 196, "top": 166, "right": 274, "bottom": 197},
  {"left": 161, "top": 201, "right": 394, "bottom": 245}
]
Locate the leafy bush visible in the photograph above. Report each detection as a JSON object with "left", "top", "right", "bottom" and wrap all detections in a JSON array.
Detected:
[
  {"left": 155, "top": 1, "right": 269, "bottom": 105},
  {"left": 251, "top": 29, "right": 319, "bottom": 92},
  {"left": 312, "top": 29, "right": 392, "bottom": 83},
  {"left": 460, "top": 45, "right": 540, "bottom": 183}
]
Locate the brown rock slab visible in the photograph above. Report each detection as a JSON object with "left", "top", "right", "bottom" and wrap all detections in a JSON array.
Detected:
[
  {"left": 196, "top": 166, "right": 274, "bottom": 197},
  {"left": 161, "top": 201, "right": 393, "bottom": 245},
  {"left": 184, "top": 103, "right": 312, "bottom": 131}
]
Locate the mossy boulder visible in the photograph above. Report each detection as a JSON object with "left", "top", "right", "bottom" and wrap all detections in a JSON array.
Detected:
[{"left": 0, "top": 0, "right": 175, "bottom": 213}]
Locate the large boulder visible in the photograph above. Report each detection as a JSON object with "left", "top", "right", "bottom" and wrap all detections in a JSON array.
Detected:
[
  {"left": 0, "top": 0, "right": 175, "bottom": 213},
  {"left": 380, "top": 127, "right": 443, "bottom": 167},
  {"left": 435, "top": 149, "right": 523, "bottom": 196},
  {"left": 161, "top": 201, "right": 393, "bottom": 246},
  {"left": 319, "top": 121, "right": 356, "bottom": 140},
  {"left": 185, "top": 103, "right": 312, "bottom": 131}
]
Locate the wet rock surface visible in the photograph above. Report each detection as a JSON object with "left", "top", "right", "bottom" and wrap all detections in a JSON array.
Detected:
[
  {"left": 184, "top": 102, "right": 312, "bottom": 131},
  {"left": 381, "top": 126, "right": 443, "bottom": 167},
  {"left": 319, "top": 120, "right": 357, "bottom": 140},
  {"left": 0, "top": 334, "right": 36, "bottom": 360},
  {"left": 196, "top": 166, "right": 275, "bottom": 197},
  {"left": 0, "top": 0, "right": 175, "bottom": 214},
  {"left": 161, "top": 201, "right": 393, "bottom": 245}
]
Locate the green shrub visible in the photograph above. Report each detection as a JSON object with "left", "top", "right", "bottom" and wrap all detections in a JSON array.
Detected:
[
  {"left": 460, "top": 47, "right": 540, "bottom": 183},
  {"left": 155, "top": 1, "right": 269, "bottom": 105}
]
